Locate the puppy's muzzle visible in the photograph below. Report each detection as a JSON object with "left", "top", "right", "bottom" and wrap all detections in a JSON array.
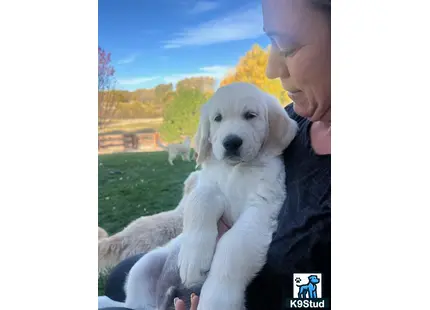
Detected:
[{"left": 223, "top": 134, "right": 243, "bottom": 156}]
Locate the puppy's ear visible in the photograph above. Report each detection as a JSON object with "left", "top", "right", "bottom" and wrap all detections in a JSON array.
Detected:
[
  {"left": 263, "top": 95, "right": 298, "bottom": 156},
  {"left": 194, "top": 104, "right": 211, "bottom": 167}
]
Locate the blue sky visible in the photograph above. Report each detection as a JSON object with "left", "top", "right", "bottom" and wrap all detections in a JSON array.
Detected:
[{"left": 99, "top": 0, "right": 270, "bottom": 91}]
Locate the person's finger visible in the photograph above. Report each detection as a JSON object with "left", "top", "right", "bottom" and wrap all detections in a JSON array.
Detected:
[
  {"left": 174, "top": 297, "right": 186, "bottom": 310},
  {"left": 190, "top": 293, "right": 199, "bottom": 310}
]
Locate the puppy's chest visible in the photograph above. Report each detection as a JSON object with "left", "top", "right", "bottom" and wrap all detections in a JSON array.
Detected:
[{"left": 218, "top": 170, "right": 264, "bottom": 223}]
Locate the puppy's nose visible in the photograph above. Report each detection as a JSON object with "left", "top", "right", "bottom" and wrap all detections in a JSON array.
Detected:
[{"left": 223, "top": 135, "right": 243, "bottom": 152}]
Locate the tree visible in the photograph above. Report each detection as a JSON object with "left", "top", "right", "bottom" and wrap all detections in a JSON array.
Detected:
[
  {"left": 131, "top": 88, "right": 155, "bottom": 102},
  {"left": 176, "top": 77, "right": 216, "bottom": 93},
  {"left": 220, "top": 44, "right": 292, "bottom": 106},
  {"left": 98, "top": 46, "right": 118, "bottom": 129},
  {"left": 154, "top": 83, "right": 174, "bottom": 107},
  {"left": 158, "top": 89, "right": 210, "bottom": 142},
  {"left": 111, "top": 90, "right": 131, "bottom": 103}
]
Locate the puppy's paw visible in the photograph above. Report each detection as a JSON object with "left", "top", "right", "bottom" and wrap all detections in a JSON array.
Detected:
[
  {"left": 178, "top": 233, "right": 216, "bottom": 287},
  {"left": 198, "top": 277, "right": 245, "bottom": 310}
]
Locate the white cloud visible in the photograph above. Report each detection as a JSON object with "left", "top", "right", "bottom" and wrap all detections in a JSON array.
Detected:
[
  {"left": 117, "top": 54, "right": 137, "bottom": 65},
  {"left": 117, "top": 76, "right": 160, "bottom": 85},
  {"left": 189, "top": 1, "right": 219, "bottom": 14},
  {"left": 163, "top": 44, "right": 181, "bottom": 49},
  {"left": 163, "top": 65, "right": 235, "bottom": 85},
  {"left": 163, "top": 4, "right": 264, "bottom": 48}
]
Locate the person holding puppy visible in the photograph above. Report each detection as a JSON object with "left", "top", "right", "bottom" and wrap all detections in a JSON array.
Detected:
[
  {"left": 102, "top": 1, "right": 331, "bottom": 309},
  {"left": 177, "top": 1, "right": 331, "bottom": 308}
]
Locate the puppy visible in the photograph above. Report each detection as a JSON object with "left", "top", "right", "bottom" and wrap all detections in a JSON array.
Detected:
[
  {"left": 98, "top": 170, "right": 200, "bottom": 273},
  {"left": 124, "top": 82, "right": 297, "bottom": 310},
  {"left": 157, "top": 136, "right": 192, "bottom": 165}
]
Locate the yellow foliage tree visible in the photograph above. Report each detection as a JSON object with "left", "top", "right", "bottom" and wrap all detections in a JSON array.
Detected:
[{"left": 220, "top": 44, "right": 292, "bottom": 106}]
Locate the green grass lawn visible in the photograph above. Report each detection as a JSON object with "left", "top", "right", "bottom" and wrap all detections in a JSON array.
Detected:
[{"left": 98, "top": 151, "right": 196, "bottom": 295}]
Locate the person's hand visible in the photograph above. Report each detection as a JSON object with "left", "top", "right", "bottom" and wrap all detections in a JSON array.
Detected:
[{"left": 174, "top": 294, "right": 199, "bottom": 310}]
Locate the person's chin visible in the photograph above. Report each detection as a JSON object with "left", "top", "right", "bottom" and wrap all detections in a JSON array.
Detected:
[
  {"left": 290, "top": 93, "right": 331, "bottom": 122},
  {"left": 292, "top": 101, "right": 314, "bottom": 119},
  {"left": 288, "top": 92, "right": 310, "bottom": 116}
]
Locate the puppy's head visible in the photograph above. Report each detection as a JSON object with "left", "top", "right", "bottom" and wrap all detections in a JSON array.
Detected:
[{"left": 194, "top": 82, "right": 297, "bottom": 166}]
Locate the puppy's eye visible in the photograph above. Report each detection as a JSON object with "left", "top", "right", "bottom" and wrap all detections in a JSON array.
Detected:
[
  {"left": 244, "top": 111, "right": 257, "bottom": 120},
  {"left": 214, "top": 114, "right": 222, "bottom": 122}
]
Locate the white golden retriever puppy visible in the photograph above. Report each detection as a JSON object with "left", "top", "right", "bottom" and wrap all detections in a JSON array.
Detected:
[
  {"left": 178, "top": 82, "right": 297, "bottom": 310},
  {"left": 123, "top": 82, "right": 297, "bottom": 310}
]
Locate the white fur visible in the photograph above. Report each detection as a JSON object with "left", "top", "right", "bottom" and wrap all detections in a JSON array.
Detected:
[
  {"left": 157, "top": 136, "right": 192, "bottom": 165},
  {"left": 124, "top": 82, "right": 297, "bottom": 310},
  {"left": 179, "top": 82, "right": 298, "bottom": 310},
  {"left": 124, "top": 235, "right": 183, "bottom": 310},
  {"left": 98, "top": 226, "right": 108, "bottom": 240}
]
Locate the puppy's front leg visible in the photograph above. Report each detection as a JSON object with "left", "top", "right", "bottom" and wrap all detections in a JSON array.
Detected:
[
  {"left": 178, "top": 185, "right": 226, "bottom": 288},
  {"left": 198, "top": 206, "right": 276, "bottom": 310}
]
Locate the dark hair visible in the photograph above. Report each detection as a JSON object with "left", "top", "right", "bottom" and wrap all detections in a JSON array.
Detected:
[{"left": 310, "top": 0, "right": 331, "bottom": 18}]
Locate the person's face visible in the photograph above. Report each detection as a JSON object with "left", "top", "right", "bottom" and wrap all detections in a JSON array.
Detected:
[{"left": 262, "top": 0, "right": 331, "bottom": 122}]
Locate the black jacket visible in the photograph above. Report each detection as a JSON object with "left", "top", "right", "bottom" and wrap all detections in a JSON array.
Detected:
[{"left": 245, "top": 104, "right": 331, "bottom": 310}]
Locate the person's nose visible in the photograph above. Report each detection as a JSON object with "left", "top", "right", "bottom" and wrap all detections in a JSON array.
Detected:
[{"left": 266, "top": 45, "right": 289, "bottom": 80}]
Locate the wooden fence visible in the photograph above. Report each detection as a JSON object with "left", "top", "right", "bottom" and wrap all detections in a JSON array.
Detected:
[{"left": 98, "top": 130, "right": 163, "bottom": 154}]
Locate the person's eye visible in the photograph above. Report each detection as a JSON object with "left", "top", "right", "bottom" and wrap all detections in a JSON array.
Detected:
[
  {"left": 280, "top": 47, "right": 298, "bottom": 58},
  {"left": 267, "top": 34, "right": 299, "bottom": 57}
]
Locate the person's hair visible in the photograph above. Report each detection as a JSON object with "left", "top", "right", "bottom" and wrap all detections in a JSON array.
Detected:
[{"left": 310, "top": 0, "right": 331, "bottom": 18}]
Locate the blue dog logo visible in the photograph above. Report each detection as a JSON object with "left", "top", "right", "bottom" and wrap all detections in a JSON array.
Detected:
[{"left": 296, "top": 275, "right": 320, "bottom": 299}]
